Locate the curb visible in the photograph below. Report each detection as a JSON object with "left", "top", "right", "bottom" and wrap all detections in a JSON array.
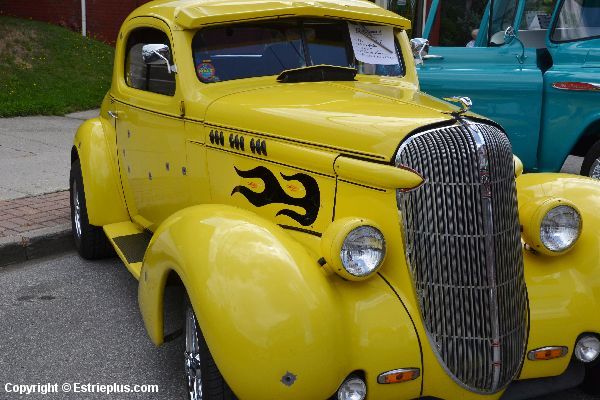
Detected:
[{"left": 0, "top": 224, "right": 73, "bottom": 268}]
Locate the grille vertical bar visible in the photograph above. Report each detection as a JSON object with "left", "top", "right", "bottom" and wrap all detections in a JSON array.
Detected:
[{"left": 396, "top": 120, "right": 527, "bottom": 393}]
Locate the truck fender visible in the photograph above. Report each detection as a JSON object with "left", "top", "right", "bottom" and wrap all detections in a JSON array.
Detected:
[
  {"left": 72, "top": 117, "right": 129, "bottom": 226},
  {"left": 139, "top": 204, "right": 348, "bottom": 399}
]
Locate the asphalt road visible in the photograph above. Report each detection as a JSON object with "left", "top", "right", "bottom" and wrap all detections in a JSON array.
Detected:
[{"left": 0, "top": 252, "right": 596, "bottom": 400}]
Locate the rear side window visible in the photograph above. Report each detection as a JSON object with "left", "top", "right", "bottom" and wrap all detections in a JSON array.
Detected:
[
  {"left": 124, "top": 27, "right": 176, "bottom": 96},
  {"left": 551, "top": 0, "right": 600, "bottom": 42}
]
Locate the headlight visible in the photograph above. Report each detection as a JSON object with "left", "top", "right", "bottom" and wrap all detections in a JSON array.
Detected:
[
  {"left": 540, "top": 205, "right": 581, "bottom": 252},
  {"left": 321, "top": 218, "right": 386, "bottom": 281},
  {"left": 574, "top": 335, "right": 600, "bottom": 363},
  {"left": 340, "top": 226, "right": 386, "bottom": 277},
  {"left": 337, "top": 376, "right": 367, "bottom": 400},
  {"left": 521, "top": 198, "right": 582, "bottom": 256}
]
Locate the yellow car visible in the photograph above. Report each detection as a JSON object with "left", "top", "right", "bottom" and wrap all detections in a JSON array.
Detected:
[{"left": 70, "top": 1, "right": 600, "bottom": 399}]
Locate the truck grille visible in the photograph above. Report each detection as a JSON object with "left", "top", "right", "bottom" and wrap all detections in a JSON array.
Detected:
[{"left": 396, "top": 120, "right": 527, "bottom": 393}]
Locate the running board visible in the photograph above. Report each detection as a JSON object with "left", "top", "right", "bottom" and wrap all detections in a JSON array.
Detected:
[{"left": 103, "top": 222, "right": 152, "bottom": 280}]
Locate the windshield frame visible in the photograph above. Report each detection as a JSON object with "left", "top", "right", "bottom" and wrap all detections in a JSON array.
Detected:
[
  {"left": 549, "top": 0, "right": 600, "bottom": 43},
  {"left": 191, "top": 18, "right": 406, "bottom": 84}
]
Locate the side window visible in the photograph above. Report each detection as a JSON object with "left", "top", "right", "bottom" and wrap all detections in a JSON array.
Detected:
[
  {"left": 124, "top": 27, "right": 175, "bottom": 96},
  {"left": 425, "top": 0, "right": 487, "bottom": 47}
]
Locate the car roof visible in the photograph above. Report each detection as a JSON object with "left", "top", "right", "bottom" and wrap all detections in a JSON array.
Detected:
[{"left": 131, "top": 0, "right": 410, "bottom": 30}]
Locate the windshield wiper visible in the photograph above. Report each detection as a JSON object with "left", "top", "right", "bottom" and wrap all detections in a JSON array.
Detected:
[{"left": 277, "top": 65, "right": 357, "bottom": 83}]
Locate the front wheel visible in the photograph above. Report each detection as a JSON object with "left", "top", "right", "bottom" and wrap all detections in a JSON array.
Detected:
[
  {"left": 184, "top": 302, "right": 237, "bottom": 400},
  {"left": 580, "top": 140, "right": 600, "bottom": 179}
]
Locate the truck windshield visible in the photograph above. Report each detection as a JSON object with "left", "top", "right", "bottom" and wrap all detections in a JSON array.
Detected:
[
  {"left": 551, "top": 0, "right": 600, "bottom": 41},
  {"left": 191, "top": 19, "right": 405, "bottom": 83}
]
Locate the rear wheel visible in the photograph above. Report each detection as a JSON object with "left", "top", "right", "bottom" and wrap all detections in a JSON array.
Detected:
[
  {"left": 70, "top": 159, "right": 113, "bottom": 259},
  {"left": 580, "top": 140, "right": 600, "bottom": 179},
  {"left": 184, "top": 302, "right": 237, "bottom": 400}
]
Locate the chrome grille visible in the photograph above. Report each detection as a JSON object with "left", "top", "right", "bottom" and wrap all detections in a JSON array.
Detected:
[{"left": 396, "top": 120, "right": 527, "bottom": 393}]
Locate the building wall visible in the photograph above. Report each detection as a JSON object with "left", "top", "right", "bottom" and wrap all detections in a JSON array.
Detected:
[{"left": 0, "top": 0, "right": 151, "bottom": 44}]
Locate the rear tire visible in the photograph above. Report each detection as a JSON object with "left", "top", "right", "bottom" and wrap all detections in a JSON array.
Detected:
[
  {"left": 184, "top": 300, "right": 237, "bottom": 400},
  {"left": 580, "top": 140, "right": 600, "bottom": 179},
  {"left": 70, "top": 159, "right": 113, "bottom": 259}
]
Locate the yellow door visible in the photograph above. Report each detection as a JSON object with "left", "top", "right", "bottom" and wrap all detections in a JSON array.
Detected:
[{"left": 113, "top": 19, "right": 188, "bottom": 230}]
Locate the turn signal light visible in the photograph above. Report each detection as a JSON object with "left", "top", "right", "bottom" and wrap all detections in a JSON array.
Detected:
[
  {"left": 377, "top": 368, "right": 420, "bottom": 384},
  {"left": 527, "top": 346, "right": 568, "bottom": 361}
]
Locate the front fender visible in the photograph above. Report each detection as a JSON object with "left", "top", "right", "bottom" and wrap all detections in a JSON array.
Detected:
[
  {"left": 73, "top": 117, "right": 128, "bottom": 226},
  {"left": 139, "top": 204, "right": 423, "bottom": 400},
  {"left": 140, "top": 205, "right": 347, "bottom": 399},
  {"left": 516, "top": 173, "right": 600, "bottom": 379}
]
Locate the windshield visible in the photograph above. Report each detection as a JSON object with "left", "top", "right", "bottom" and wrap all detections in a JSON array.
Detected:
[
  {"left": 551, "top": 0, "right": 600, "bottom": 41},
  {"left": 191, "top": 19, "right": 405, "bottom": 83}
]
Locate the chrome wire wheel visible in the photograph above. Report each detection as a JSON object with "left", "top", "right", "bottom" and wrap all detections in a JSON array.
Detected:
[
  {"left": 590, "top": 158, "right": 600, "bottom": 179},
  {"left": 185, "top": 306, "right": 202, "bottom": 400},
  {"left": 72, "top": 180, "right": 82, "bottom": 239}
]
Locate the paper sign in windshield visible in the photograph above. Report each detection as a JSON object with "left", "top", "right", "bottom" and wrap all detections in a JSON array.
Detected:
[{"left": 348, "top": 23, "right": 398, "bottom": 65}]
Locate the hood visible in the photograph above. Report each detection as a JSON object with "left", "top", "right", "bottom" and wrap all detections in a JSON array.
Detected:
[{"left": 202, "top": 79, "right": 458, "bottom": 162}]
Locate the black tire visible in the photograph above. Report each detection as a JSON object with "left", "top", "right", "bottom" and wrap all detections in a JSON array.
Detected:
[
  {"left": 581, "top": 362, "right": 600, "bottom": 395},
  {"left": 580, "top": 140, "right": 600, "bottom": 179},
  {"left": 69, "top": 159, "right": 114, "bottom": 259},
  {"left": 184, "top": 300, "right": 237, "bottom": 400}
]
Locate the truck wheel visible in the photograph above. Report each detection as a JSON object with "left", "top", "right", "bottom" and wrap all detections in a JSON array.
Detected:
[
  {"left": 580, "top": 140, "right": 600, "bottom": 179},
  {"left": 185, "top": 302, "right": 237, "bottom": 400},
  {"left": 70, "top": 159, "right": 113, "bottom": 259}
]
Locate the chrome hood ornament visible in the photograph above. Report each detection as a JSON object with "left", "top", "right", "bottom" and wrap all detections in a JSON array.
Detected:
[{"left": 444, "top": 96, "right": 472, "bottom": 115}]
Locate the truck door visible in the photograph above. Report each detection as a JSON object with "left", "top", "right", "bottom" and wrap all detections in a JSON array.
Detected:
[
  {"left": 537, "top": 0, "right": 600, "bottom": 173},
  {"left": 417, "top": 0, "right": 546, "bottom": 171}
]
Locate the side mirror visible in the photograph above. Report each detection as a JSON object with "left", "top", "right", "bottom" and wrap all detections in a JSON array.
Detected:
[
  {"left": 503, "top": 26, "right": 516, "bottom": 44},
  {"left": 410, "top": 38, "right": 430, "bottom": 65},
  {"left": 142, "top": 43, "right": 177, "bottom": 74},
  {"left": 502, "top": 26, "right": 527, "bottom": 64}
]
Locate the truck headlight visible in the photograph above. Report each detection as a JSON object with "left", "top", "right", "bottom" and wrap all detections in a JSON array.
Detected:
[
  {"left": 521, "top": 198, "right": 582, "bottom": 256},
  {"left": 540, "top": 205, "right": 581, "bottom": 252},
  {"left": 321, "top": 218, "right": 386, "bottom": 281}
]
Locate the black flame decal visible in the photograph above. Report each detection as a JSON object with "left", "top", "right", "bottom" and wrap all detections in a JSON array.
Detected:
[{"left": 231, "top": 166, "right": 320, "bottom": 226}]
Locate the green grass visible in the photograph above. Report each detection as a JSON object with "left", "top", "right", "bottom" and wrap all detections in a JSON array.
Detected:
[{"left": 0, "top": 16, "right": 114, "bottom": 117}]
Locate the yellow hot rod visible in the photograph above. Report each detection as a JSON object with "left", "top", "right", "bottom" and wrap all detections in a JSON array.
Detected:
[{"left": 70, "top": 0, "right": 600, "bottom": 399}]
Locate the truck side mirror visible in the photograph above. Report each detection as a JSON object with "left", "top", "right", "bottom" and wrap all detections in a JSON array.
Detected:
[
  {"left": 410, "top": 38, "right": 430, "bottom": 65},
  {"left": 503, "top": 26, "right": 527, "bottom": 65},
  {"left": 142, "top": 43, "right": 177, "bottom": 74},
  {"left": 504, "top": 26, "right": 516, "bottom": 44}
]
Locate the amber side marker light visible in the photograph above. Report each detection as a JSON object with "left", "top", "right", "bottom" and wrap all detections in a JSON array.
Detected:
[
  {"left": 527, "top": 346, "right": 568, "bottom": 361},
  {"left": 377, "top": 368, "right": 420, "bottom": 384}
]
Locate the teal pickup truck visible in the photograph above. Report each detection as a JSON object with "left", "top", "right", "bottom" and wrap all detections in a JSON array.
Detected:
[{"left": 414, "top": 0, "right": 600, "bottom": 177}]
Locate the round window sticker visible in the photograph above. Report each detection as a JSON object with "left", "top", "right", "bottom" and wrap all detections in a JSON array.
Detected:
[{"left": 197, "top": 62, "right": 216, "bottom": 83}]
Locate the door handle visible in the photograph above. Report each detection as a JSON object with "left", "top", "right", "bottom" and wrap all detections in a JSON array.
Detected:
[
  {"left": 423, "top": 55, "right": 444, "bottom": 60},
  {"left": 108, "top": 110, "right": 119, "bottom": 119}
]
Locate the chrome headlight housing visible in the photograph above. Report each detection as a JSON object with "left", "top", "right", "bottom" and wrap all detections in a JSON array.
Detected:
[
  {"left": 321, "top": 218, "right": 386, "bottom": 281},
  {"left": 540, "top": 204, "right": 582, "bottom": 252}
]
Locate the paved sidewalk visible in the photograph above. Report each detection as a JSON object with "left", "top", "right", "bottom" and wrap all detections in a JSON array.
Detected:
[
  {"left": 0, "top": 191, "right": 70, "bottom": 238},
  {"left": 0, "top": 190, "right": 72, "bottom": 267},
  {"left": 0, "top": 109, "right": 98, "bottom": 201}
]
